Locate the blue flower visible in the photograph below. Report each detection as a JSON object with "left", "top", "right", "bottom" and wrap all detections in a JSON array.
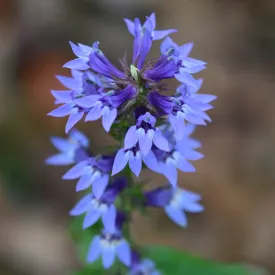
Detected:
[
  {"left": 152, "top": 124, "right": 203, "bottom": 187},
  {"left": 130, "top": 258, "right": 160, "bottom": 275},
  {"left": 45, "top": 129, "right": 89, "bottom": 165},
  {"left": 62, "top": 155, "right": 113, "bottom": 196},
  {"left": 112, "top": 146, "right": 160, "bottom": 177},
  {"left": 124, "top": 112, "right": 170, "bottom": 156},
  {"left": 70, "top": 177, "right": 126, "bottom": 230},
  {"left": 63, "top": 41, "right": 99, "bottom": 70},
  {"left": 87, "top": 229, "right": 131, "bottom": 269},
  {"left": 47, "top": 70, "right": 102, "bottom": 133},
  {"left": 146, "top": 186, "right": 204, "bottom": 227}
]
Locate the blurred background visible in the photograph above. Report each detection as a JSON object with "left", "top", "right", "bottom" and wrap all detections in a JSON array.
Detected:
[{"left": 1, "top": 0, "right": 275, "bottom": 274}]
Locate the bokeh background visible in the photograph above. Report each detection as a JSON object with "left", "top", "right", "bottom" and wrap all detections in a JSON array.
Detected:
[{"left": 1, "top": 0, "right": 275, "bottom": 274}]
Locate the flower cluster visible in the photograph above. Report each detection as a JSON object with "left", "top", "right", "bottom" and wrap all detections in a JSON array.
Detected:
[{"left": 46, "top": 13, "right": 216, "bottom": 274}]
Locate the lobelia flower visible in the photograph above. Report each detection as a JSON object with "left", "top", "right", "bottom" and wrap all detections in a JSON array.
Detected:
[
  {"left": 152, "top": 124, "right": 203, "bottom": 187},
  {"left": 161, "top": 36, "right": 206, "bottom": 87},
  {"left": 145, "top": 186, "right": 204, "bottom": 227},
  {"left": 148, "top": 78, "right": 216, "bottom": 140},
  {"left": 62, "top": 155, "right": 114, "bottom": 196},
  {"left": 124, "top": 111, "right": 170, "bottom": 156},
  {"left": 112, "top": 145, "right": 160, "bottom": 177},
  {"left": 87, "top": 209, "right": 131, "bottom": 269},
  {"left": 129, "top": 252, "right": 160, "bottom": 275},
  {"left": 70, "top": 177, "right": 127, "bottom": 229},
  {"left": 63, "top": 41, "right": 100, "bottom": 70},
  {"left": 47, "top": 70, "right": 103, "bottom": 133},
  {"left": 45, "top": 129, "right": 89, "bottom": 166}
]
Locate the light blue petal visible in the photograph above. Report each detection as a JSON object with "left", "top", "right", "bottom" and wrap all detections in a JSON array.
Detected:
[
  {"left": 69, "top": 41, "right": 84, "bottom": 57},
  {"left": 83, "top": 209, "right": 101, "bottom": 229},
  {"left": 116, "top": 240, "right": 131, "bottom": 266},
  {"left": 62, "top": 160, "right": 88, "bottom": 180},
  {"left": 153, "top": 128, "right": 170, "bottom": 152},
  {"left": 102, "top": 204, "right": 116, "bottom": 232},
  {"left": 76, "top": 173, "right": 92, "bottom": 191},
  {"left": 124, "top": 126, "right": 138, "bottom": 149},
  {"left": 74, "top": 95, "right": 101, "bottom": 108},
  {"left": 102, "top": 248, "right": 116, "bottom": 269},
  {"left": 161, "top": 161, "right": 177, "bottom": 187},
  {"left": 139, "top": 132, "right": 153, "bottom": 156},
  {"left": 65, "top": 111, "right": 84, "bottom": 134},
  {"left": 153, "top": 29, "right": 177, "bottom": 40},
  {"left": 63, "top": 58, "right": 89, "bottom": 70},
  {"left": 51, "top": 90, "right": 72, "bottom": 104},
  {"left": 45, "top": 153, "right": 74, "bottom": 166},
  {"left": 142, "top": 151, "right": 160, "bottom": 173},
  {"left": 129, "top": 152, "right": 142, "bottom": 177},
  {"left": 87, "top": 236, "right": 101, "bottom": 263},
  {"left": 50, "top": 137, "right": 71, "bottom": 152},
  {"left": 92, "top": 174, "right": 109, "bottom": 199},
  {"left": 176, "top": 158, "right": 196, "bottom": 173},
  {"left": 112, "top": 149, "right": 129, "bottom": 176},
  {"left": 179, "top": 42, "right": 194, "bottom": 58},
  {"left": 56, "top": 75, "right": 80, "bottom": 90},
  {"left": 47, "top": 103, "right": 72, "bottom": 117},
  {"left": 182, "top": 201, "right": 204, "bottom": 213},
  {"left": 165, "top": 205, "right": 188, "bottom": 227},
  {"left": 85, "top": 103, "right": 102, "bottom": 121},
  {"left": 124, "top": 18, "right": 135, "bottom": 36},
  {"left": 69, "top": 193, "right": 92, "bottom": 216},
  {"left": 102, "top": 107, "right": 117, "bottom": 132}
]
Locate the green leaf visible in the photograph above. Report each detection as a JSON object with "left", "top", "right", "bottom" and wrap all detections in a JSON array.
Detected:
[{"left": 146, "top": 246, "right": 261, "bottom": 275}]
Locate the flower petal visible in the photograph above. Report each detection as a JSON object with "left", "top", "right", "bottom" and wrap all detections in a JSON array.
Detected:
[
  {"left": 129, "top": 151, "right": 142, "bottom": 177},
  {"left": 63, "top": 58, "right": 90, "bottom": 70},
  {"left": 164, "top": 205, "right": 188, "bottom": 227},
  {"left": 74, "top": 95, "right": 101, "bottom": 108},
  {"left": 153, "top": 128, "right": 170, "bottom": 152},
  {"left": 45, "top": 154, "right": 74, "bottom": 166},
  {"left": 142, "top": 151, "right": 160, "bottom": 173},
  {"left": 62, "top": 160, "right": 88, "bottom": 180},
  {"left": 102, "top": 248, "right": 116, "bottom": 269},
  {"left": 47, "top": 104, "right": 72, "bottom": 117},
  {"left": 87, "top": 236, "right": 101, "bottom": 263},
  {"left": 76, "top": 173, "right": 92, "bottom": 191},
  {"left": 65, "top": 111, "right": 84, "bottom": 134},
  {"left": 111, "top": 149, "right": 129, "bottom": 176},
  {"left": 69, "top": 194, "right": 92, "bottom": 216},
  {"left": 102, "top": 107, "right": 117, "bottom": 132},
  {"left": 116, "top": 240, "right": 131, "bottom": 266},
  {"left": 102, "top": 204, "right": 116, "bottom": 232},
  {"left": 85, "top": 103, "right": 102, "bottom": 121},
  {"left": 124, "top": 126, "right": 138, "bottom": 149},
  {"left": 83, "top": 209, "right": 101, "bottom": 229},
  {"left": 92, "top": 174, "right": 109, "bottom": 199}
]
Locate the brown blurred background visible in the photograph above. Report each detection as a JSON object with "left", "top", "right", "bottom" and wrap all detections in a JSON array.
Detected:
[{"left": 1, "top": 0, "right": 275, "bottom": 274}]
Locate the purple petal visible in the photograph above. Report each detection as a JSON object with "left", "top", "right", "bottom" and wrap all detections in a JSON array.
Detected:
[
  {"left": 129, "top": 151, "right": 142, "bottom": 177},
  {"left": 92, "top": 174, "right": 109, "bottom": 199},
  {"left": 124, "top": 126, "right": 138, "bottom": 149},
  {"left": 51, "top": 90, "right": 72, "bottom": 104},
  {"left": 56, "top": 75, "right": 79, "bottom": 90},
  {"left": 147, "top": 12, "right": 156, "bottom": 29},
  {"left": 182, "top": 201, "right": 204, "bottom": 213},
  {"left": 176, "top": 158, "right": 196, "bottom": 173},
  {"left": 85, "top": 103, "right": 102, "bottom": 121},
  {"left": 142, "top": 151, "right": 160, "bottom": 173},
  {"left": 102, "top": 249, "right": 116, "bottom": 269},
  {"left": 65, "top": 110, "right": 84, "bottom": 134},
  {"left": 83, "top": 210, "right": 101, "bottom": 229},
  {"left": 153, "top": 128, "right": 170, "bottom": 152},
  {"left": 169, "top": 114, "right": 185, "bottom": 140},
  {"left": 69, "top": 194, "right": 92, "bottom": 216},
  {"left": 116, "top": 240, "right": 131, "bottom": 266},
  {"left": 124, "top": 18, "right": 135, "bottom": 36},
  {"left": 87, "top": 236, "right": 101, "bottom": 263},
  {"left": 47, "top": 103, "right": 73, "bottom": 117},
  {"left": 74, "top": 95, "right": 101, "bottom": 108},
  {"left": 102, "top": 107, "right": 117, "bottom": 132},
  {"left": 164, "top": 205, "right": 188, "bottom": 227},
  {"left": 111, "top": 149, "right": 129, "bottom": 176},
  {"left": 63, "top": 58, "right": 90, "bottom": 70},
  {"left": 62, "top": 160, "right": 88, "bottom": 180},
  {"left": 183, "top": 150, "right": 204, "bottom": 161},
  {"left": 45, "top": 154, "right": 74, "bottom": 166},
  {"left": 153, "top": 29, "right": 177, "bottom": 40},
  {"left": 76, "top": 173, "right": 92, "bottom": 191},
  {"left": 102, "top": 204, "right": 116, "bottom": 232}
]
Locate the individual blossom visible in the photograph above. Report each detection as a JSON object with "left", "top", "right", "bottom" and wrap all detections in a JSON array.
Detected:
[
  {"left": 129, "top": 252, "right": 160, "bottom": 275},
  {"left": 124, "top": 111, "right": 170, "bottom": 156},
  {"left": 151, "top": 124, "right": 203, "bottom": 187},
  {"left": 87, "top": 211, "right": 131, "bottom": 269},
  {"left": 63, "top": 41, "right": 100, "bottom": 70},
  {"left": 112, "top": 145, "right": 160, "bottom": 177},
  {"left": 45, "top": 129, "right": 89, "bottom": 166},
  {"left": 145, "top": 186, "right": 204, "bottom": 227},
  {"left": 62, "top": 155, "right": 114, "bottom": 196},
  {"left": 148, "top": 78, "right": 216, "bottom": 140},
  {"left": 70, "top": 177, "right": 126, "bottom": 229},
  {"left": 161, "top": 36, "right": 206, "bottom": 87},
  {"left": 47, "top": 70, "right": 102, "bottom": 133}
]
